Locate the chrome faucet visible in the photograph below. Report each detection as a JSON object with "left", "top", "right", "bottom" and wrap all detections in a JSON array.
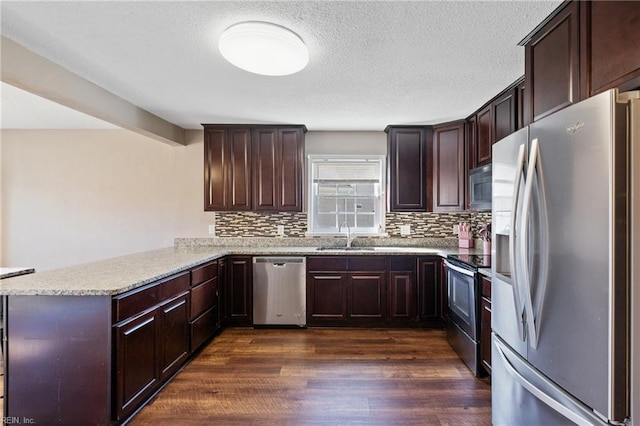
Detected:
[{"left": 339, "top": 222, "right": 355, "bottom": 248}]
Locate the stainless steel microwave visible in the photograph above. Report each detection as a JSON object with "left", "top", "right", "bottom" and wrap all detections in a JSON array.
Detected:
[{"left": 469, "top": 164, "right": 492, "bottom": 211}]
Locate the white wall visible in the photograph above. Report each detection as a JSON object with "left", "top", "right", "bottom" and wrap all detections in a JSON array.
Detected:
[
  {"left": 0, "top": 129, "right": 384, "bottom": 270},
  {"left": 0, "top": 129, "right": 208, "bottom": 270}
]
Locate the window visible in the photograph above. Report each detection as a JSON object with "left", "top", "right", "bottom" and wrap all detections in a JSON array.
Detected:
[{"left": 307, "top": 155, "right": 386, "bottom": 236}]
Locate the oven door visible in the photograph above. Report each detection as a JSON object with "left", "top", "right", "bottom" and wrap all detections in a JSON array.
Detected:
[{"left": 445, "top": 260, "right": 478, "bottom": 340}]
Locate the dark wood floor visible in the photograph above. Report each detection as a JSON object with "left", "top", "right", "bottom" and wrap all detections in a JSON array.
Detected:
[{"left": 131, "top": 328, "right": 491, "bottom": 425}]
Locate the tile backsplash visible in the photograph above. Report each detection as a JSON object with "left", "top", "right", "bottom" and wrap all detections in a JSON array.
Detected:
[{"left": 213, "top": 211, "right": 491, "bottom": 239}]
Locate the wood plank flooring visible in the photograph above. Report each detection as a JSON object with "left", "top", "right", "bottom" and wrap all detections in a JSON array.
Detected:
[{"left": 131, "top": 328, "right": 491, "bottom": 425}]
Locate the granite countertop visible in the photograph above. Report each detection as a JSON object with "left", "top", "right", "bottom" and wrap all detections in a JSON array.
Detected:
[
  {"left": 0, "top": 267, "right": 35, "bottom": 280},
  {"left": 0, "top": 245, "right": 485, "bottom": 297}
]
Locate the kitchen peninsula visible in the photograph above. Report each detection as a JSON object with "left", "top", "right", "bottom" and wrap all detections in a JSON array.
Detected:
[{"left": 1, "top": 241, "right": 483, "bottom": 425}]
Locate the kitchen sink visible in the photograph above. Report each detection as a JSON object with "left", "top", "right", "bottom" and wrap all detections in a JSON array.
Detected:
[{"left": 315, "top": 247, "right": 375, "bottom": 251}]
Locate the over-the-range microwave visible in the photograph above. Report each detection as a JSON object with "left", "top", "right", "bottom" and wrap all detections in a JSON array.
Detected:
[{"left": 468, "top": 164, "right": 492, "bottom": 211}]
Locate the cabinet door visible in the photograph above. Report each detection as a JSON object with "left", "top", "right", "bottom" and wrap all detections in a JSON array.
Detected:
[
  {"left": 476, "top": 105, "right": 492, "bottom": 166},
  {"left": 492, "top": 88, "right": 517, "bottom": 144},
  {"left": 387, "top": 127, "right": 429, "bottom": 211},
  {"left": 252, "top": 127, "right": 303, "bottom": 212},
  {"left": 517, "top": 81, "right": 526, "bottom": 129},
  {"left": 388, "top": 271, "right": 416, "bottom": 322},
  {"left": 228, "top": 128, "right": 252, "bottom": 210},
  {"left": 440, "top": 261, "right": 447, "bottom": 323},
  {"left": 481, "top": 297, "right": 492, "bottom": 374},
  {"left": 278, "top": 127, "right": 304, "bottom": 212},
  {"left": 347, "top": 273, "right": 386, "bottom": 321},
  {"left": 218, "top": 258, "right": 227, "bottom": 326},
  {"left": 433, "top": 122, "right": 465, "bottom": 212},
  {"left": 418, "top": 257, "right": 440, "bottom": 324},
  {"left": 227, "top": 256, "right": 253, "bottom": 326},
  {"left": 524, "top": 1, "right": 580, "bottom": 122},
  {"left": 204, "top": 127, "right": 251, "bottom": 211},
  {"left": 307, "top": 273, "right": 347, "bottom": 325},
  {"left": 465, "top": 116, "right": 477, "bottom": 209},
  {"left": 114, "top": 310, "right": 160, "bottom": 421},
  {"left": 159, "top": 294, "right": 190, "bottom": 380},
  {"left": 584, "top": 1, "right": 640, "bottom": 96},
  {"left": 252, "top": 128, "right": 279, "bottom": 211},
  {"left": 204, "top": 128, "right": 227, "bottom": 211}
]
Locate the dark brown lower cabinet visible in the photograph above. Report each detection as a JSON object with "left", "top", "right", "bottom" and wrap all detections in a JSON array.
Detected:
[
  {"left": 348, "top": 273, "right": 386, "bottom": 321},
  {"left": 307, "top": 256, "right": 441, "bottom": 328},
  {"left": 114, "top": 310, "right": 160, "bottom": 421},
  {"left": 440, "top": 260, "right": 448, "bottom": 323},
  {"left": 159, "top": 294, "right": 190, "bottom": 380},
  {"left": 218, "top": 258, "right": 228, "bottom": 326},
  {"left": 480, "top": 275, "right": 492, "bottom": 374},
  {"left": 418, "top": 257, "right": 441, "bottom": 326},
  {"left": 189, "top": 277, "right": 219, "bottom": 350},
  {"left": 227, "top": 256, "right": 253, "bottom": 326},
  {"left": 307, "top": 273, "right": 348, "bottom": 323},
  {"left": 388, "top": 271, "right": 416, "bottom": 322},
  {"left": 113, "top": 272, "right": 191, "bottom": 422},
  {"left": 387, "top": 256, "right": 418, "bottom": 324},
  {"left": 307, "top": 256, "right": 387, "bottom": 326}
]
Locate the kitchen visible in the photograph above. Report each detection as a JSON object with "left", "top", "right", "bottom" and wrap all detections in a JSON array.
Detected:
[{"left": 1, "top": 1, "right": 639, "bottom": 425}]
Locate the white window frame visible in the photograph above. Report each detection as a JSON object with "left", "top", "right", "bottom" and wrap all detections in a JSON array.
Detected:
[{"left": 306, "top": 154, "right": 387, "bottom": 237}]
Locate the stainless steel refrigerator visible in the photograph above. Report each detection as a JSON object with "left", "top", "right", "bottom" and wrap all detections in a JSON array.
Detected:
[{"left": 491, "top": 88, "right": 639, "bottom": 425}]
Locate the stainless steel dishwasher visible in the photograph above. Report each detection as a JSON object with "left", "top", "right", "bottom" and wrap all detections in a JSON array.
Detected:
[{"left": 253, "top": 257, "right": 306, "bottom": 327}]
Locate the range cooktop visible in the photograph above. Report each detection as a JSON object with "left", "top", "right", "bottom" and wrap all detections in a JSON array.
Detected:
[{"left": 447, "top": 254, "right": 491, "bottom": 269}]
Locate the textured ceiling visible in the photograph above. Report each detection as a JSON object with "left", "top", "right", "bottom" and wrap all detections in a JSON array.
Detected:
[{"left": 0, "top": 1, "right": 562, "bottom": 131}]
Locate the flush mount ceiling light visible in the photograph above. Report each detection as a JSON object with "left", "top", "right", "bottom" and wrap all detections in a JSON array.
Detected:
[{"left": 218, "top": 21, "right": 309, "bottom": 76}]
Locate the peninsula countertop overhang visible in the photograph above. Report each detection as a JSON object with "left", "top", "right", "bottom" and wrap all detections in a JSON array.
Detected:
[{"left": 0, "top": 245, "right": 485, "bottom": 296}]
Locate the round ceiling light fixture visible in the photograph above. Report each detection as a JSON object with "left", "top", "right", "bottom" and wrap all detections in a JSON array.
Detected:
[{"left": 218, "top": 21, "right": 309, "bottom": 76}]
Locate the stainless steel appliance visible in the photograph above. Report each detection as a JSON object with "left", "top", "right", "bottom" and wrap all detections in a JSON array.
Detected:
[
  {"left": 253, "top": 257, "right": 306, "bottom": 327},
  {"left": 491, "top": 89, "right": 639, "bottom": 425},
  {"left": 469, "top": 164, "right": 492, "bottom": 211},
  {"left": 445, "top": 254, "right": 491, "bottom": 377}
]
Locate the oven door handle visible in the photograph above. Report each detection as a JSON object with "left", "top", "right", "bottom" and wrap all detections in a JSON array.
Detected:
[{"left": 444, "top": 261, "right": 476, "bottom": 277}]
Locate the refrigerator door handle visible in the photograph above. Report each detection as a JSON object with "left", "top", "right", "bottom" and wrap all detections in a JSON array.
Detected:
[
  {"left": 520, "top": 138, "right": 550, "bottom": 350},
  {"left": 494, "top": 337, "right": 604, "bottom": 425},
  {"left": 509, "top": 143, "right": 527, "bottom": 341}
]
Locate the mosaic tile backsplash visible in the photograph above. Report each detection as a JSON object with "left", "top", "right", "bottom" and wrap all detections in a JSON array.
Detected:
[{"left": 212, "top": 211, "right": 491, "bottom": 239}]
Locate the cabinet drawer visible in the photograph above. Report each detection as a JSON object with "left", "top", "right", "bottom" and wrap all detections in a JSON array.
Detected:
[
  {"left": 191, "top": 277, "right": 218, "bottom": 320},
  {"left": 113, "top": 284, "right": 160, "bottom": 323},
  {"left": 113, "top": 273, "right": 191, "bottom": 324},
  {"left": 348, "top": 256, "right": 387, "bottom": 271},
  {"left": 307, "top": 256, "right": 348, "bottom": 271},
  {"left": 481, "top": 276, "right": 492, "bottom": 299},
  {"left": 389, "top": 256, "right": 416, "bottom": 272},
  {"left": 191, "top": 261, "right": 218, "bottom": 286},
  {"left": 191, "top": 307, "right": 218, "bottom": 351},
  {"left": 160, "top": 272, "right": 190, "bottom": 300}
]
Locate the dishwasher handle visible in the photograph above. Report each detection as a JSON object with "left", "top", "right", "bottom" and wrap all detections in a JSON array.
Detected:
[{"left": 253, "top": 257, "right": 306, "bottom": 265}]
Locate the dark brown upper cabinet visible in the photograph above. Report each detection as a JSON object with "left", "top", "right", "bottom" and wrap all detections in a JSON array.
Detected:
[
  {"left": 252, "top": 127, "right": 304, "bottom": 212},
  {"left": 464, "top": 115, "right": 477, "bottom": 209},
  {"left": 204, "top": 126, "right": 252, "bottom": 211},
  {"left": 522, "top": 2, "right": 580, "bottom": 124},
  {"left": 581, "top": 1, "right": 640, "bottom": 97},
  {"left": 517, "top": 80, "right": 526, "bottom": 130},
  {"left": 386, "top": 126, "right": 432, "bottom": 212},
  {"left": 522, "top": 1, "right": 640, "bottom": 124},
  {"left": 433, "top": 121, "right": 465, "bottom": 212},
  {"left": 468, "top": 78, "right": 521, "bottom": 167},
  {"left": 203, "top": 124, "right": 305, "bottom": 212},
  {"left": 476, "top": 105, "right": 492, "bottom": 166},
  {"left": 492, "top": 88, "right": 517, "bottom": 145}
]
